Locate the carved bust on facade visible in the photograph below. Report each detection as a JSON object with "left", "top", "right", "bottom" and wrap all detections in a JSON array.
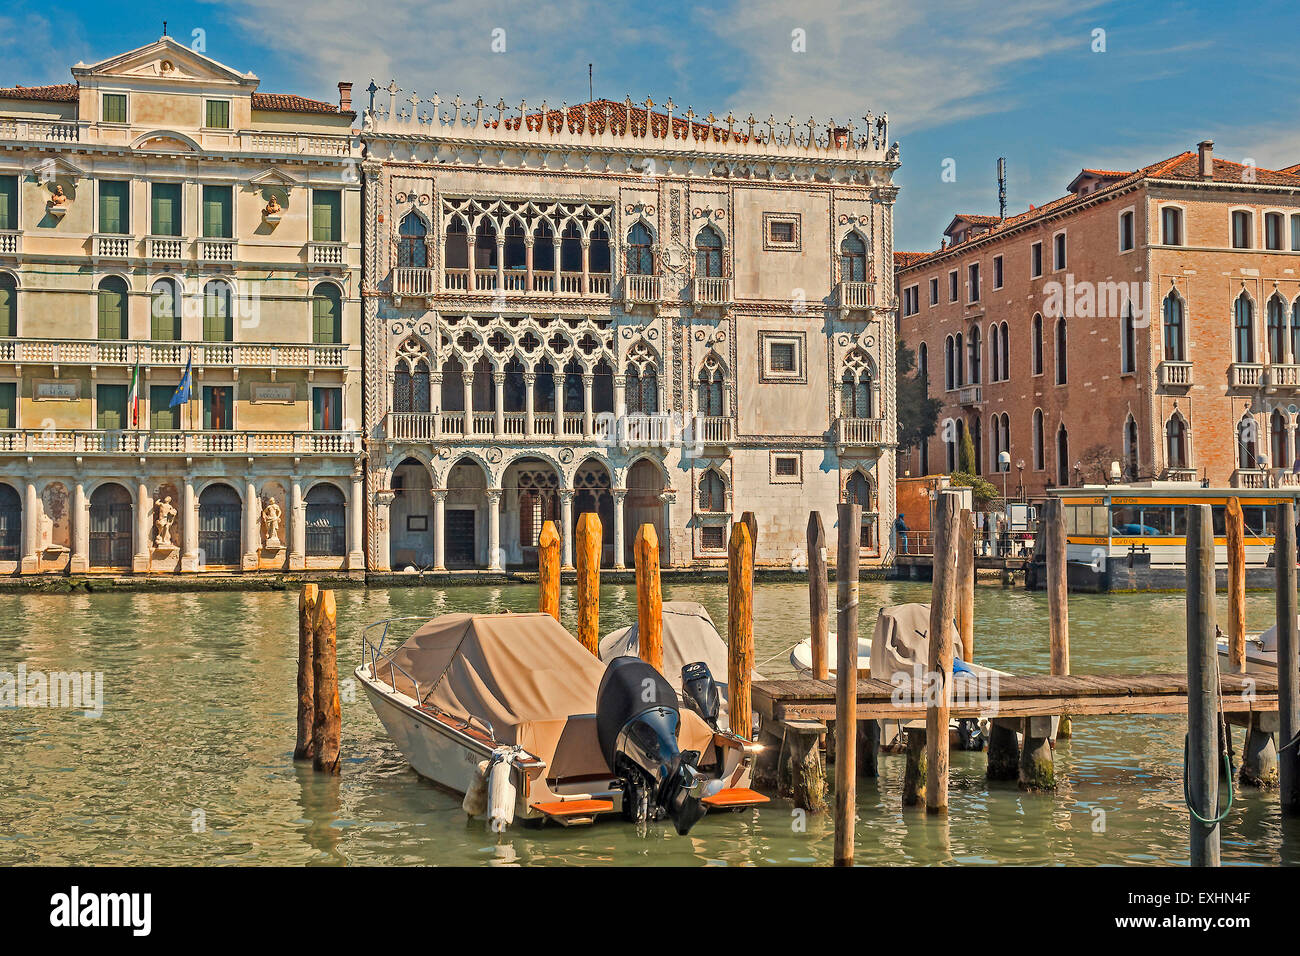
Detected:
[
  {"left": 47, "top": 184, "right": 69, "bottom": 218},
  {"left": 263, "top": 193, "right": 283, "bottom": 223}
]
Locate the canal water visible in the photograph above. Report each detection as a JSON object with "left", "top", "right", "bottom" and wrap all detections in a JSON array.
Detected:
[{"left": 0, "top": 580, "right": 1295, "bottom": 866}]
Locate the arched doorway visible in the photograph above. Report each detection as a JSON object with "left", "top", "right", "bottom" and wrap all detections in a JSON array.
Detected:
[
  {"left": 89, "top": 483, "right": 133, "bottom": 568},
  {"left": 573, "top": 458, "right": 615, "bottom": 565},
  {"left": 624, "top": 458, "right": 666, "bottom": 566},
  {"left": 390, "top": 457, "right": 432, "bottom": 569},
  {"left": 445, "top": 458, "right": 488, "bottom": 569},
  {"left": 305, "top": 483, "right": 347, "bottom": 557},
  {"left": 503, "top": 457, "right": 560, "bottom": 568},
  {"left": 0, "top": 483, "right": 20, "bottom": 563},
  {"left": 198, "top": 484, "right": 243, "bottom": 567}
]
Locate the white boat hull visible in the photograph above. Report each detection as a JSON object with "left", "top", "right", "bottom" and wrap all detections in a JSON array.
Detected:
[{"left": 1216, "top": 639, "right": 1277, "bottom": 675}]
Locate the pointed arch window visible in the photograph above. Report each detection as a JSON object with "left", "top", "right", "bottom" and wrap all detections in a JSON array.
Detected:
[
  {"left": 697, "top": 359, "right": 726, "bottom": 417},
  {"left": 698, "top": 470, "right": 726, "bottom": 512},
  {"left": 1121, "top": 304, "right": 1136, "bottom": 373},
  {"left": 398, "top": 212, "right": 428, "bottom": 268},
  {"left": 840, "top": 233, "right": 867, "bottom": 282},
  {"left": 1054, "top": 318, "right": 1068, "bottom": 384},
  {"left": 1162, "top": 295, "right": 1185, "bottom": 362},
  {"left": 1271, "top": 409, "right": 1290, "bottom": 469},
  {"left": 967, "top": 325, "right": 981, "bottom": 384},
  {"left": 626, "top": 366, "right": 659, "bottom": 414},
  {"left": 1056, "top": 424, "right": 1070, "bottom": 485},
  {"left": 1032, "top": 409, "right": 1045, "bottom": 471},
  {"left": 1166, "top": 414, "right": 1188, "bottom": 471},
  {"left": 1234, "top": 293, "right": 1255, "bottom": 363},
  {"left": 626, "top": 222, "right": 654, "bottom": 275},
  {"left": 990, "top": 323, "right": 1001, "bottom": 382},
  {"left": 1031, "top": 313, "right": 1044, "bottom": 375},
  {"left": 443, "top": 217, "right": 468, "bottom": 269},
  {"left": 1268, "top": 295, "right": 1288, "bottom": 364},
  {"left": 1124, "top": 414, "right": 1140, "bottom": 478},
  {"left": 393, "top": 344, "right": 431, "bottom": 414},
  {"left": 1238, "top": 415, "right": 1259, "bottom": 470},
  {"left": 841, "top": 368, "right": 873, "bottom": 418},
  {"left": 695, "top": 226, "right": 723, "bottom": 278}
]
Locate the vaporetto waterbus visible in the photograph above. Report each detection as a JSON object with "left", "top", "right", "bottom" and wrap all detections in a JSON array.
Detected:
[{"left": 1042, "top": 483, "right": 1300, "bottom": 591}]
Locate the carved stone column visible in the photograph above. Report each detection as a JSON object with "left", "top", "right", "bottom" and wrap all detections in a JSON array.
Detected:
[
  {"left": 560, "top": 489, "right": 575, "bottom": 570},
  {"left": 375, "top": 489, "right": 395, "bottom": 572},
  {"left": 462, "top": 374, "right": 474, "bottom": 436},
  {"left": 524, "top": 372, "right": 536, "bottom": 437},
  {"left": 553, "top": 373, "right": 565, "bottom": 437},
  {"left": 20, "top": 479, "right": 40, "bottom": 574},
  {"left": 181, "top": 476, "right": 199, "bottom": 572},
  {"left": 614, "top": 374, "right": 627, "bottom": 417},
  {"left": 70, "top": 480, "right": 89, "bottom": 574},
  {"left": 432, "top": 488, "right": 447, "bottom": 570},
  {"left": 486, "top": 488, "right": 503, "bottom": 570},
  {"left": 242, "top": 479, "right": 260, "bottom": 571},
  {"left": 289, "top": 475, "right": 306, "bottom": 571},
  {"left": 348, "top": 471, "right": 366, "bottom": 570},
  {"left": 582, "top": 373, "right": 594, "bottom": 439},
  {"left": 659, "top": 489, "right": 676, "bottom": 567},
  {"left": 493, "top": 372, "right": 506, "bottom": 438},
  {"left": 132, "top": 478, "right": 151, "bottom": 573},
  {"left": 612, "top": 487, "right": 627, "bottom": 569},
  {"left": 524, "top": 239, "right": 534, "bottom": 292}
]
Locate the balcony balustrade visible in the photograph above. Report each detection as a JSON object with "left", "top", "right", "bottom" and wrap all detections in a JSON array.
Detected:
[{"left": 0, "top": 428, "right": 359, "bottom": 456}]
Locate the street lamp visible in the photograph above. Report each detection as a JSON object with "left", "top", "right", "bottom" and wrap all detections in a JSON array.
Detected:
[
  {"left": 1016, "top": 459, "right": 1025, "bottom": 499},
  {"left": 998, "top": 450, "right": 1011, "bottom": 501}
]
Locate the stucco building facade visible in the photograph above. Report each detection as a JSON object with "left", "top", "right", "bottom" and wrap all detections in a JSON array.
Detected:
[
  {"left": 360, "top": 90, "right": 900, "bottom": 571},
  {"left": 896, "top": 142, "right": 1300, "bottom": 498},
  {"left": 0, "top": 37, "right": 364, "bottom": 575}
]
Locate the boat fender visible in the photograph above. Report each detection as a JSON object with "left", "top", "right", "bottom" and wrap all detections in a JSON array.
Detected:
[
  {"left": 462, "top": 759, "right": 490, "bottom": 817},
  {"left": 486, "top": 750, "right": 518, "bottom": 832}
]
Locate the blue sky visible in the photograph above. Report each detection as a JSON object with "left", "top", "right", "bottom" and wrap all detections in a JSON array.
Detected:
[{"left": 3, "top": 0, "right": 1297, "bottom": 251}]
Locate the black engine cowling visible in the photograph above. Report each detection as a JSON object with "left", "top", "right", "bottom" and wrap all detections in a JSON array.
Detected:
[{"left": 596, "top": 656, "right": 711, "bottom": 835}]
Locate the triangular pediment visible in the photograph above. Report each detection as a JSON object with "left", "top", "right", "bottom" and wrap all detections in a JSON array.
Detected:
[
  {"left": 249, "top": 167, "right": 304, "bottom": 188},
  {"left": 28, "top": 155, "right": 85, "bottom": 178},
  {"left": 72, "top": 36, "right": 257, "bottom": 89}
]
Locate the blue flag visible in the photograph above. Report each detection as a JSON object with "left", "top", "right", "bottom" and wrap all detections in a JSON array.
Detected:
[{"left": 170, "top": 351, "right": 193, "bottom": 408}]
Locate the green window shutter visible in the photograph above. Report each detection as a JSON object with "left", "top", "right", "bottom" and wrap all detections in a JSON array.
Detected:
[
  {"left": 203, "top": 284, "right": 231, "bottom": 341},
  {"left": 151, "top": 282, "right": 180, "bottom": 340},
  {"left": 99, "top": 180, "right": 129, "bottom": 234},
  {"left": 313, "top": 388, "right": 341, "bottom": 431},
  {"left": 0, "top": 382, "right": 15, "bottom": 429},
  {"left": 312, "top": 190, "right": 341, "bottom": 242},
  {"left": 151, "top": 183, "right": 181, "bottom": 237},
  {"left": 97, "top": 280, "right": 126, "bottom": 339},
  {"left": 149, "top": 385, "right": 179, "bottom": 430},
  {"left": 97, "top": 385, "right": 128, "bottom": 430},
  {"left": 0, "top": 176, "right": 17, "bottom": 231},
  {"left": 202, "top": 185, "right": 232, "bottom": 238},
  {"left": 205, "top": 100, "right": 230, "bottom": 129},
  {"left": 312, "top": 286, "right": 341, "bottom": 344},
  {"left": 102, "top": 94, "right": 127, "bottom": 124},
  {"left": 0, "top": 276, "right": 15, "bottom": 337}
]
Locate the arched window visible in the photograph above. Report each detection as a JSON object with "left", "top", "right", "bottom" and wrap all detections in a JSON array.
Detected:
[
  {"left": 398, "top": 212, "right": 428, "bottom": 268},
  {"left": 150, "top": 278, "right": 180, "bottom": 341},
  {"left": 0, "top": 272, "right": 17, "bottom": 337},
  {"left": 944, "top": 336, "right": 954, "bottom": 391},
  {"left": 1238, "top": 415, "right": 1259, "bottom": 470},
  {"left": 970, "top": 417, "right": 983, "bottom": 475},
  {"left": 1268, "top": 295, "right": 1287, "bottom": 364},
  {"left": 588, "top": 222, "right": 611, "bottom": 276},
  {"left": 626, "top": 367, "right": 659, "bottom": 414},
  {"left": 694, "top": 226, "right": 723, "bottom": 278},
  {"left": 592, "top": 358, "right": 614, "bottom": 414},
  {"left": 918, "top": 342, "right": 929, "bottom": 384},
  {"left": 1124, "top": 414, "right": 1139, "bottom": 478},
  {"left": 312, "top": 283, "right": 342, "bottom": 344},
  {"left": 1032, "top": 408, "right": 1045, "bottom": 471},
  {"left": 1271, "top": 409, "right": 1290, "bottom": 469},
  {"left": 393, "top": 343, "right": 431, "bottom": 414},
  {"left": 440, "top": 357, "right": 464, "bottom": 411},
  {"left": 1054, "top": 318, "right": 1068, "bottom": 384},
  {"left": 1292, "top": 300, "right": 1300, "bottom": 365},
  {"left": 502, "top": 219, "right": 527, "bottom": 276},
  {"left": 202, "top": 280, "right": 232, "bottom": 342},
  {"left": 533, "top": 220, "right": 555, "bottom": 274},
  {"left": 953, "top": 332, "right": 964, "bottom": 387},
  {"left": 1166, "top": 414, "right": 1188, "bottom": 470},
  {"left": 1234, "top": 293, "right": 1255, "bottom": 363},
  {"left": 698, "top": 470, "right": 726, "bottom": 512},
  {"left": 697, "top": 360, "right": 725, "bottom": 417},
  {"left": 0, "top": 483, "right": 20, "bottom": 561},
  {"left": 98, "top": 276, "right": 129, "bottom": 340},
  {"left": 626, "top": 222, "right": 654, "bottom": 275},
  {"left": 304, "top": 483, "right": 347, "bottom": 557},
  {"left": 474, "top": 220, "right": 498, "bottom": 280},
  {"left": 999, "top": 321, "right": 1009, "bottom": 379},
  {"left": 840, "top": 233, "right": 867, "bottom": 282},
  {"left": 1056, "top": 424, "right": 1070, "bottom": 485},
  {"left": 990, "top": 323, "right": 1001, "bottom": 382},
  {"left": 444, "top": 217, "right": 468, "bottom": 270},
  {"left": 841, "top": 369, "right": 872, "bottom": 418},
  {"left": 968, "top": 325, "right": 981, "bottom": 384},
  {"left": 559, "top": 221, "right": 583, "bottom": 275},
  {"left": 1162, "top": 295, "right": 1185, "bottom": 362},
  {"left": 1121, "top": 304, "right": 1136, "bottom": 373},
  {"left": 1031, "top": 313, "right": 1044, "bottom": 375}
]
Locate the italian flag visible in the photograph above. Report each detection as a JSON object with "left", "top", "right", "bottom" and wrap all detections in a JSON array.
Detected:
[{"left": 128, "top": 360, "right": 142, "bottom": 428}]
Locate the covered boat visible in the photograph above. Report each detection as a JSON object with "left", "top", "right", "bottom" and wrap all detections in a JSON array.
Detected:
[
  {"left": 357, "top": 611, "right": 765, "bottom": 832},
  {"left": 1216, "top": 617, "right": 1300, "bottom": 674}
]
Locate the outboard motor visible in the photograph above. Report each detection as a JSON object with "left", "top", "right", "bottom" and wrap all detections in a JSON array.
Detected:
[
  {"left": 596, "top": 656, "right": 711, "bottom": 835},
  {"left": 680, "top": 661, "right": 722, "bottom": 731}
]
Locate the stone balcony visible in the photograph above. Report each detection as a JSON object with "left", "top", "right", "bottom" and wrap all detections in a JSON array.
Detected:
[
  {"left": 0, "top": 118, "right": 355, "bottom": 157},
  {"left": 620, "top": 273, "right": 663, "bottom": 306},
  {"left": 0, "top": 428, "right": 360, "bottom": 456},
  {"left": 1264, "top": 363, "right": 1300, "bottom": 390},
  {"left": 307, "top": 241, "right": 348, "bottom": 267},
  {"left": 381, "top": 409, "right": 614, "bottom": 443},
  {"left": 834, "top": 280, "right": 876, "bottom": 317},
  {"left": 0, "top": 338, "right": 350, "bottom": 370},
  {"left": 0, "top": 230, "right": 21, "bottom": 257},
  {"left": 953, "top": 385, "right": 984, "bottom": 407},
  {"left": 835, "top": 416, "right": 889, "bottom": 450},
  {"left": 1157, "top": 360, "right": 1193, "bottom": 388},
  {"left": 399, "top": 268, "right": 615, "bottom": 300},
  {"left": 93, "top": 234, "right": 132, "bottom": 259},
  {"left": 1229, "top": 362, "right": 1264, "bottom": 389},
  {"left": 691, "top": 276, "right": 733, "bottom": 309}
]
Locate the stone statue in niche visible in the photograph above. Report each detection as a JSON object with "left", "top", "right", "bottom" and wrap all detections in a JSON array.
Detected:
[
  {"left": 154, "top": 496, "right": 177, "bottom": 550},
  {"left": 263, "top": 193, "right": 283, "bottom": 223},
  {"left": 262, "top": 496, "right": 283, "bottom": 549},
  {"left": 48, "top": 184, "right": 68, "bottom": 206}
]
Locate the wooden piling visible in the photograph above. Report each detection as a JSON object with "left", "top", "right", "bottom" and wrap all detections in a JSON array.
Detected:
[
  {"left": 957, "top": 508, "right": 974, "bottom": 663},
  {"left": 740, "top": 510, "right": 758, "bottom": 565},
  {"left": 1277, "top": 501, "right": 1300, "bottom": 815},
  {"left": 574, "top": 512, "right": 601, "bottom": 656},
  {"left": 926, "top": 494, "right": 959, "bottom": 814},
  {"left": 1226, "top": 498, "right": 1247, "bottom": 674},
  {"left": 834, "top": 502, "right": 860, "bottom": 865},
  {"left": 635, "top": 523, "right": 663, "bottom": 673},
  {"left": 808, "top": 511, "right": 829, "bottom": 680},
  {"left": 902, "top": 729, "right": 927, "bottom": 807},
  {"left": 1186, "top": 503, "right": 1220, "bottom": 865},
  {"left": 294, "top": 583, "right": 319, "bottom": 761},
  {"left": 727, "top": 521, "right": 754, "bottom": 739},
  {"left": 1045, "top": 496, "right": 1071, "bottom": 738},
  {"left": 311, "top": 588, "right": 342, "bottom": 774},
  {"left": 986, "top": 722, "right": 1020, "bottom": 780},
  {"left": 537, "top": 520, "right": 561, "bottom": 623}
]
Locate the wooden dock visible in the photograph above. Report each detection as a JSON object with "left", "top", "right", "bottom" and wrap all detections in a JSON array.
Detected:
[{"left": 753, "top": 672, "right": 1279, "bottom": 723}]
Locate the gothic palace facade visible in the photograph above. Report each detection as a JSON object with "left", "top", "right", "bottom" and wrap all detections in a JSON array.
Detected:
[{"left": 0, "top": 37, "right": 900, "bottom": 576}]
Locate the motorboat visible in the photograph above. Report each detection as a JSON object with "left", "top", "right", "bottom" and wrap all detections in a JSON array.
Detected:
[
  {"left": 357, "top": 611, "right": 767, "bottom": 833},
  {"left": 599, "top": 601, "right": 762, "bottom": 734},
  {"left": 1216, "top": 617, "right": 1300, "bottom": 674},
  {"left": 788, "top": 631, "right": 871, "bottom": 679}
]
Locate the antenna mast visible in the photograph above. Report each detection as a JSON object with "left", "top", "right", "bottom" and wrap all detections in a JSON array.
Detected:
[
  {"left": 997, "top": 157, "right": 1007, "bottom": 220},
  {"left": 588, "top": 64, "right": 593, "bottom": 103}
]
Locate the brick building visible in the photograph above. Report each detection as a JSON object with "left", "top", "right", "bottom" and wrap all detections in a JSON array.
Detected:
[{"left": 896, "top": 142, "right": 1300, "bottom": 497}]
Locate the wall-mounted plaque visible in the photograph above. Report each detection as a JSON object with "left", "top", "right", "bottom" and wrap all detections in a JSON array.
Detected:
[
  {"left": 34, "top": 379, "right": 80, "bottom": 401},
  {"left": 250, "top": 382, "right": 295, "bottom": 404}
]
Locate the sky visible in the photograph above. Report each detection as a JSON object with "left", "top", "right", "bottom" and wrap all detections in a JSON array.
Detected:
[{"left": 3, "top": 0, "right": 1298, "bottom": 252}]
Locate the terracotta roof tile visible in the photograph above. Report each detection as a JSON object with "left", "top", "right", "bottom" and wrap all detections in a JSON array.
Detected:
[
  {"left": 251, "top": 92, "right": 344, "bottom": 115},
  {"left": 894, "top": 251, "right": 929, "bottom": 268},
  {"left": 501, "top": 98, "right": 749, "bottom": 143},
  {"left": 0, "top": 83, "right": 77, "bottom": 102},
  {"left": 1283, "top": 164, "right": 1300, "bottom": 176}
]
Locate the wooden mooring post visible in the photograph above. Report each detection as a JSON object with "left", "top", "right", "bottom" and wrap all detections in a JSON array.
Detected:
[
  {"left": 294, "top": 583, "right": 319, "bottom": 761},
  {"left": 575, "top": 512, "right": 601, "bottom": 656},
  {"left": 1186, "top": 503, "right": 1220, "bottom": 865},
  {"left": 1229, "top": 498, "right": 1277, "bottom": 787},
  {"left": 834, "top": 502, "right": 860, "bottom": 865},
  {"left": 1278, "top": 501, "right": 1300, "bottom": 815},
  {"left": 538, "top": 520, "right": 561, "bottom": 623},
  {"left": 957, "top": 508, "right": 974, "bottom": 664},
  {"left": 808, "top": 512, "right": 829, "bottom": 681},
  {"left": 311, "top": 588, "right": 342, "bottom": 774},
  {"left": 635, "top": 523, "right": 663, "bottom": 673},
  {"left": 926, "top": 494, "right": 958, "bottom": 814},
  {"left": 1046, "top": 496, "right": 1071, "bottom": 739},
  {"left": 727, "top": 521, "right": 754, "bottom": 741}
]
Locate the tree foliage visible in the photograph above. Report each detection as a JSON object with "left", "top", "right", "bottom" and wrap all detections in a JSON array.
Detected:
[{"left": 896, "top": 338, "right": 943, "bottom": 452}]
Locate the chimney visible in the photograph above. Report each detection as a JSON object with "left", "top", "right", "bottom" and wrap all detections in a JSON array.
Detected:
[
  {"left": 338, "top": 82, "right": 353, "bottom": 112},
  {"left": 1198, "top": 140, "right": 1214, "bottom": 179}
]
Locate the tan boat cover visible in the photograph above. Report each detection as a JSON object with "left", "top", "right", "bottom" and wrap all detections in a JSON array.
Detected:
[
  {"left": 598, "top": 601, "right": 761, "bottom": 731},
  {"left": 868, "top": 602, "right": 962, "bottom": 683}
]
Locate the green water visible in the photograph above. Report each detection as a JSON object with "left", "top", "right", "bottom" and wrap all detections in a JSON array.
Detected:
[{"left": 0, "top": 580, "right": 1295, "bottom": 866}]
